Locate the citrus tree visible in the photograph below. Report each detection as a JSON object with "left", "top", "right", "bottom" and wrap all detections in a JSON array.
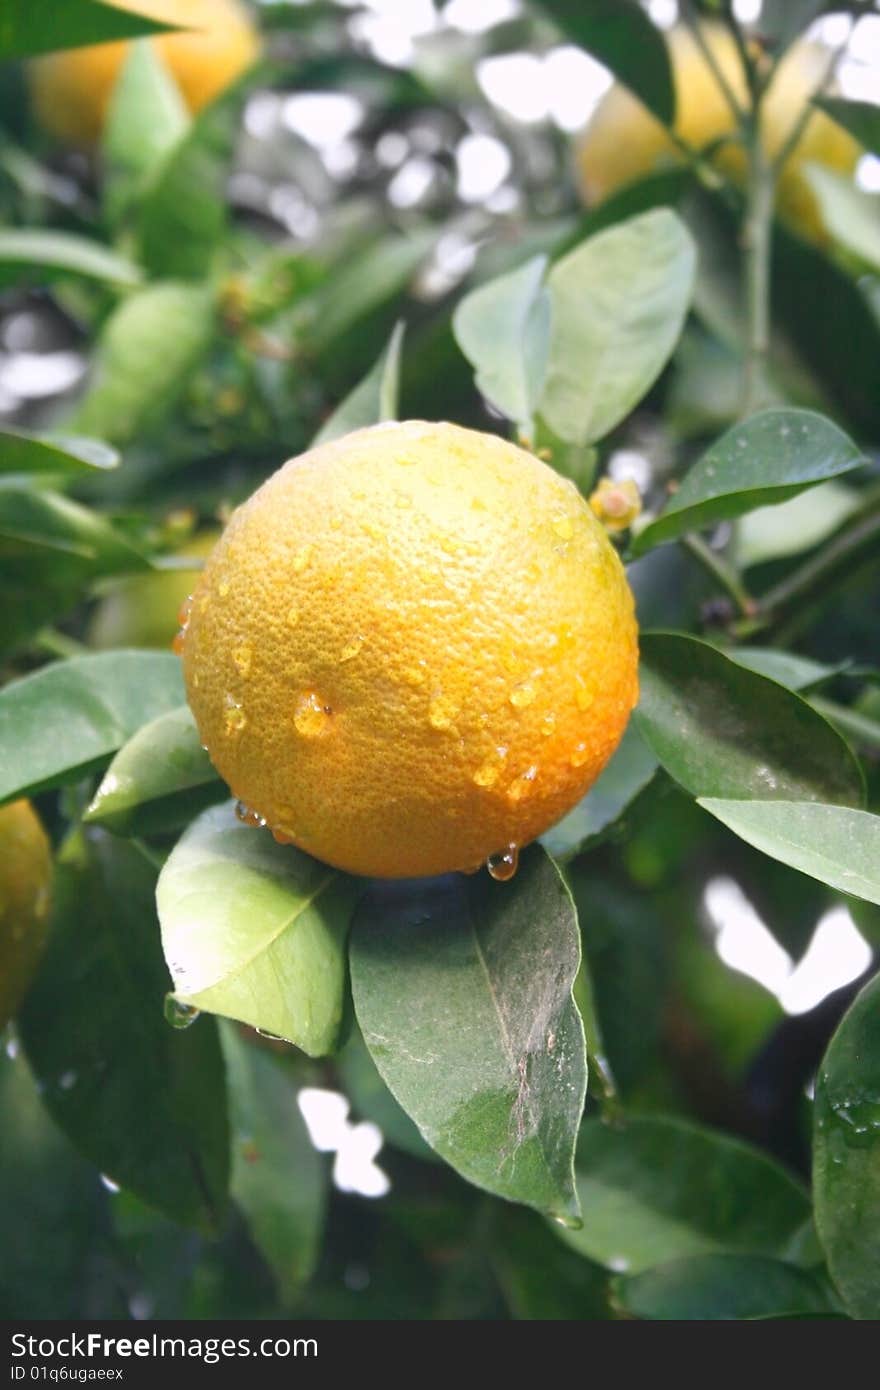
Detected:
[{"left": 1, "top": 0, "right": 880, "bottom": 1322}]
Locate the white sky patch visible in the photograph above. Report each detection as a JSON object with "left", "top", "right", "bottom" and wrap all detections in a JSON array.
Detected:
[
  {"left": 704, "top": 878, "right": 872, "bottom": 1016},
  {"left": 778, "top": 908, "right": 872, "bottom": 1016},
  {"left": 647, "top": 0, "right": 678, "bottom": 30},
  {"left": 857, "top": 154, "right": 880, "bottom": 192},
  {"left": 281, "top": 92, "right": 364, "bottom": 149},
  {"left": 456, "top": 132, "right": 512, "bottom": 202},
  {"left": 608, "top": 448, "right": 652, "bottom": 491},
  {"left": 478, "top": 46, "right": 612, "bottom": 131},
  {"left": 298, "top": 1087, "right": 391, "bottom": 1198},
  {"left": 0, "top": 350, "right": 85, "bottom": 399},
  {"left": 444, "top": 0, "right": 519, "bottom": 33},
  {"left": 732, "top": 0, "right": 761, "bottom": 24},
  {"left": 388, "top": 154, "right": 437, "bottom": 207},
  {"left": 477, "top": 52, "right": 548, "bottom": 123}
]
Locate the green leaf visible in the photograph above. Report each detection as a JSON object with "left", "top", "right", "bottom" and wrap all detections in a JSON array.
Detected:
[
  {"left": 558, "top": 1115, "right": 810, "bottom": 1273},
  {"left": 698, "top": 800, "right": 880, "bottom": 907},
  {"left": 0, "top": 0, "right": 182, "bottom": 60},
  {"left": 0, "top": 488, "right": 147, "bottom": 578},
  {"left": 18, "top": 832, "right": 229, "bottom": 1231},
  {"left": 452, "top": 255, "right": 550, "bottom": 429},
  {"left": 632, "top": 410, "right": 865, "bottom": 555},
  {"left": 636, "top": 632, "right": 864, "bottom": 807},
  {"left": 337, "top": 1024, "right": 436, "bottom": 1163},
  {"left": 729, "top": 648, "right": 845, "bottom": 693},
  {"left": 0, "top": 651, "right": 184, "bottom": 804},
  {"left": 734, "top": 480, "right": 860, "bottom": 570},
  {"left": 539, "top": 209, "right": 695, "bottom": 446},
  {"left": 85, "top": 705, "right": 224, "bottom": 837},
  {"left": 533, "top": 0, "right": 675, "bottom": 125},
  {"left": 814, "top": 96, "right": 880, "bottom": 159},
  {"left": 313, "top": 322, "right": 405, "bottom": 446},
  {"left": 802, "top": 164, "right": 880, "bottom": 273},
  {"left": 350, "top": 847, "right": 587, "bottom": 1223},
  {"left": 157, "top": 803, "right": 356, "bottom": 1057},
  {"left": 138, "top": 78, "right": 250, "bottom": 280},
  {"left": 814, "top": 970, "right": 880, "bottom": 1319},
  {"left": 72, "top": 282, "right": 215, "bottom": 445},
  {"left": 0, "top": 429, "right": 118, "bottom": 477},
  {"left": 614, "top": 1254, "right": 838, "bottom": 1320},
  {"left": 0, "top": 229, "right": 142, "bottom": 288},
  {"left": 103, "top": 40, "right": 189, "bottom": 227},
  {"left": 221, "top": 1025, "right": 326, "bottom": 1301},
  {"left": 541, "top": 721, "right": 658, "bottom": 861}
]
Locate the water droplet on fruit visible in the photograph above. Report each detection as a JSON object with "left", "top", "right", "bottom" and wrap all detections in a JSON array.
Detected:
[
  {"left": 232, "top": 643, "right": 253, "bottom": 677},
  {"left": 473, "top": 761, "right": 499, "bottom": 788},
  {"left": 224, "top": 697, "right": 247, "bottom": 735},
  {"left": 330, "top": 513, "right": 343, "bottom": 530},
  {"left": 272, "top": 827, "right": 297, "bottom": 845},
  {"left": 541, "top": 712, "right": 556, "bottom": 737},
  {"left": 177, "top": 594, "right": 193, "bottom": 628},
  {"left": 294, "top": 690, "right": 331, "bottom": 737},
  {"left": 403, "top": 663, "right": 427, "bottom": 686},
  {"left": 507, "top": 767, "right": 537, "bottom": 802},
  {"left": 172, "top": 629, "right": 186, "bottom": 655},
  {"left": 286, "top": 604, "right": 299, "bottom": 627},
  {"left": 552, "top": 515, "right": 574, "bottom": 540},
  {"left": 235, "top": 801, "right": 266, "bottom": 828},
  {"left": 165, "top": 995, "right": 200, "bottom": 1029},
  {"left": 340, "top": 635, "right": 365, "bottom": 663},
  {"left": 575, "top": 681, "right": 594, "bottom": 711},
  {"left": 570, "top": 742, "right": 589, "bottom": 768},
  {"left": 218, "top": 579, "right": 230, "bottom": 598},
  {"left": 429, "top": 693, "right": 458, "bottom": 730},
  {"left": 293, "top": 545, "right": 312, "bottom": 573},
  {"left": 487, "top": 845, "right": 519, "bottom": 881},
  {"left": 509, "top": 682, "right": 536, "bottom": 710}
]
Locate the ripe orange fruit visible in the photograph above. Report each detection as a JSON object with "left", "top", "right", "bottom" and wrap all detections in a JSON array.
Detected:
[
  {"left": 29, "top": 0, "right": 258, "bottom": 146},
  {"left": 0, "top": 801, "right": 52, "bottom": 1029},
  {"left": 574, "top": 25, "right": 862, "bottom": 244},
  {"left": 181, "top": 421, "right": 638, "bottom": 879}
]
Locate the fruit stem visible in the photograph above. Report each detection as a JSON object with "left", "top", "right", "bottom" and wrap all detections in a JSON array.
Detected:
[
  {"left": 680, "top": 533, "right": 756, "bottom": 618},
  {"left": 740, "top": 129, "right": 775, "bottom": 418}
]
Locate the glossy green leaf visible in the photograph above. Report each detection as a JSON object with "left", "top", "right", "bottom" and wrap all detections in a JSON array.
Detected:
[
  {"left": 699, "top": 800, "right": 880, "bottom": 907},
  {"left": 103, "top": 40, "right": 189, "bottom": 226},
  {"left": 337, "top": 1025, "right": 435, "bottom": 1162},
  {"left": 814, "top": 970, "right": 880, "bottom": 1320},
  {"left": 558, "top": 1116, "right": 809, "bottom": 1273},
  {"left": 138, "top": 77, "right": 250, "bottom": 280},
  {"left": 313, "top": 321, "right": 405, "bottom": 446},
  {"left": 614, "top": 1254, "right": 838, "bottom": 1320},
  {"left": 0, "top": 0, "right": 182, "bottom": 60},
  {"left": 734, "top": 480, "right": 860, "bottom": 570},
  {"left": 85, "top": 705, "right": 224, "bottom": 836},
  {"left": 534, "top": 0, "right": 675, "bottom": 125},
  {"left": 18, "top": 832, "right": 229, "bottom": 1231},
  {"left": 350, "top": 847, "right": 587, "bottom": 1223},
  {"left": 803, "top": 164, "right": 880, "bottom": 272},
  {"left": 157, "top": 803, "right": 356, "bottom": 1057},
  {"left": 541, "top": 721, "right": 658, "bottom": 861},
  {"left": 0, "top": 229, "right": 142, "bottom": 288},
  {"left": 636, "top": 632, "right": 864, "bottom": 807},
  {"left": 632, "top": 410, "right": 865, "bottom": 555},
  {"left": 0, "top": 488, "right": 147, "bottom": 577},
  {"left": 540, "top": 210, "right": 695, "bottom": 446},
  {"left": 221, "top": 1026, "right": 326, "bottom": 1301},
  {"left": 452, "top": 255, "right": 550, "bottom": 428},
  {"left": 815, "top": 97, "right": 880, "bottom": 158},
  {"left": 0, "top": 651, "right": 184, "bottom": 804},
  {"left": 729, "top": 648, "right": 845, "bottom": 693},
  {"left": 0, "top": 429, "right": 118, "bottom": 476},
  {"left": 72, "top": 282, "right": 215, "bottom": 444}
]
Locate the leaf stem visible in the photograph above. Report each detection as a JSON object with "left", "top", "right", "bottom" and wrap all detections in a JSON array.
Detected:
[
  {"left": 681, "top": 533, "right": 756, "bottom": 618},
  {"left": 740, "top": 122, "right": 775, "bottom": 417},
  {"left": 681, "top": 1, "right": 747, "bottom": 122},
  {"left": 753, "top": 501, "right": 880, "bottom": 625}
]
